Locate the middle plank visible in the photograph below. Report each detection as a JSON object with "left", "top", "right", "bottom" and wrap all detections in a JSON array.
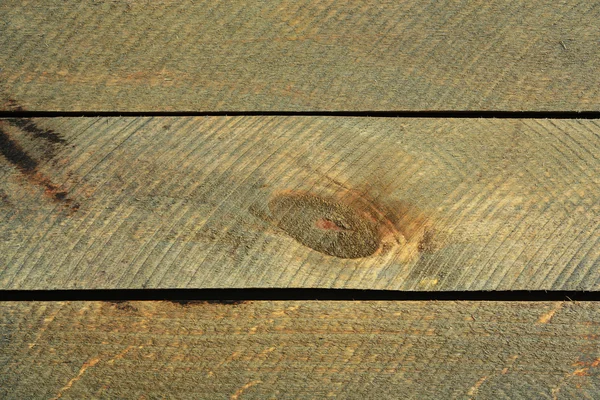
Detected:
[{"left": 0, "top": 117, "right": 598, "bottom": 290}]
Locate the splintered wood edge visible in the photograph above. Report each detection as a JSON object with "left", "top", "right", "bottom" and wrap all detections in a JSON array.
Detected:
[
  {"left": 1, "top": 301, "right": 599, "bottom": 399},
  {"left": 0, "top": 117, "right": 599, "bottom": 291},
  {"left": 1, "top": 0, "right": 599, "bottom": 111}
]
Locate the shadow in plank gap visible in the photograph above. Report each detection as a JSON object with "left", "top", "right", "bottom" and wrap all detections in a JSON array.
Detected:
[
  {"left": 2, "top": 111, "right": 600, "bottom": 119},
  {"left": 0, "top": 117, "right": 598, "bottom": 291},
  {"left": 1, "top": 289, "right": 600, "bottom": 302}
]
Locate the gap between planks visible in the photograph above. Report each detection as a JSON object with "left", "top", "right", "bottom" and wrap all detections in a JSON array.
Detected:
[{"left": 0, "top": 289, "right": 597, "bottom": 302}]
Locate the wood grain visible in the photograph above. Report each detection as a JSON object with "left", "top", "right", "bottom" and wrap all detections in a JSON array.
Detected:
[
  {"left": 1, "top": 116, "right": 598, "bottom": 290},
  {"left": 1, "top": 0, "right": 599, "bottom": 112},
  {"left": 1, "top": 300, "right": 599, "bottom": 399}
]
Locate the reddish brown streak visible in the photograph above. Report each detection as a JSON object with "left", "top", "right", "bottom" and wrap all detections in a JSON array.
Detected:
[{"left": 315, "top": 218, "right": 346, "bottom": 232}]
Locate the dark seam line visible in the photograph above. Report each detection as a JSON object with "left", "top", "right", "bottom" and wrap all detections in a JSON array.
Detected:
[
  {"left": 0, "top": 289, "right": 598, "bottom": 302},
  {"left": 1, "top": 111, "right": 600, "bottom": 119}
]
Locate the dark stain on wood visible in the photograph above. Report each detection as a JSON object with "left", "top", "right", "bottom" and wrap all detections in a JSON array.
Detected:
[
  {"left": 0, "top": 188, "right": 11, "bottom": 207},
  {"left": 0, "top": 120, "right": 78, "bottom": 212},
  {"left": 5, "top": 118, "right": 66, "bottom": 145},
  {"left": 0, "top": 125, "right": 39, "bottom": 172},
  {"left": 109, "top": 301, "right": 139, "bottom": 312},
  {"left": 4, "top": 99, "right": 24, "bottom": 111},
  {"left": 5, "top": 118, "right": 68, "bottom": 164}
]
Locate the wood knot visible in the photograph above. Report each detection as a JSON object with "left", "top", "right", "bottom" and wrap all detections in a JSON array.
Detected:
[{"left": 267, "top": 191, "right": 405, "bottom": 259}]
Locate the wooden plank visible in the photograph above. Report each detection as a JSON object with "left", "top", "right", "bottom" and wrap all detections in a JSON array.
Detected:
[
  {"left": 1, "top": 1, "right": 599, "bottom": 112},
  {"left": 0, "top": 116, "right": 598, "bottom": 290},
  {"left": 1, "top": 117, "right": 599, "bottom": 290},
  {"left": 1, "top": 300, "right": 599, "bottom": 399}
]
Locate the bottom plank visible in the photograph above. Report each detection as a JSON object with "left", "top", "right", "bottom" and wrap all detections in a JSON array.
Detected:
[{"left": 1, "top": 301, "right": 599, "bottom": 399}]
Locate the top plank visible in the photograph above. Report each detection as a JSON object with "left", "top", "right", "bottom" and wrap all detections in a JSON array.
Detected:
[{"left": 1, "top": 0, "right": 599, "bottom": 112}]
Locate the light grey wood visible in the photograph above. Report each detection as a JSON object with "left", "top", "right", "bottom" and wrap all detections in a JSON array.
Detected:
[
  {"left": 1, "top": 1, "right": 599, "bottom": 111},
  {"left": 1, "top": 117, "right": 599, "bottom": 290}
]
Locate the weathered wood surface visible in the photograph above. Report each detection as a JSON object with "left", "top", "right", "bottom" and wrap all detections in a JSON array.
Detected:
[
  {"left": 0, "top": 301, "right": 599, "bottom": 399},
  {"left": 1, "top": 1, "right": 599, "bottom": 112},
  {"left": 1, "top": 117, "right": 599, "bottom": 290}
]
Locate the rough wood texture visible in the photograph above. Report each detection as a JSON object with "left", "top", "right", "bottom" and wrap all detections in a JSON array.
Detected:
[
  {"left": 1, "top": 301, "right": 599, "bottom": 399},
  {"left": 1, "top": 1, "right": 599, "bottom": 112},
  {"left": 1, "top": 117, "right": 599, "bottom": 290}
]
